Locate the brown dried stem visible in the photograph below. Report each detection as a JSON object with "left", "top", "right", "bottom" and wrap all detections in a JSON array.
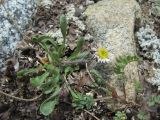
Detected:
[
  {"left": 0, "top": 90, "right": 42, "bottom": 102},
  {"left": 84, "top": 109, "right": 100, "bottom": 120}
]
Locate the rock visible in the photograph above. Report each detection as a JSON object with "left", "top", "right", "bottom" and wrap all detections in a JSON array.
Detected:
[
  {"left": 124, "top": 62, "right": 139, "bottom": 101},
  {"left": 37, "top": 0, "right": 52, "bottom": 9},
  {"left": 86, "top": 0, "right": 95, "bottom": 6},
  {"left": 66, "top": 4, "right": 86, "bottom": 31},
  {"left": 0, "top": 0, "right": 37, "bottom": 71},
  {"left": 146, "top": 68, "right": 160, "bottom": 91},
  {"left": 84, "top": 0, "right": 141, "bottom": 110},
  {"left": 136, "top": 24, "right": 160, "bottom": 90}
]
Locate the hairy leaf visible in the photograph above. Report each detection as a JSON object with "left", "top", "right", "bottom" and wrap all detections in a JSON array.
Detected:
[
  {"left": 17, "top": 67, "right": 42, "bottom": 78},
  {"left": 40, "top": 78, "right": 54, "bottom": 94},
  {"left": 40, "top": 86, "right": 61, "bottom": 115},
  {"left": 40, "top": 98, "right": 58, "bottom": 116},
  {"left": 32, "top": 35, "right": 55, "bottom": 44},
  {"left": 60, "top": 15, "right": 67, "bottom": 42},
  {"left": 30, "top": 72, "right": 49, "bottom": 87},
  {"left": 148, "top": 95, "right": 160, "bottom": 107},
  {"left": 70, "top": 37, "right": 85, "bottom": 57}
]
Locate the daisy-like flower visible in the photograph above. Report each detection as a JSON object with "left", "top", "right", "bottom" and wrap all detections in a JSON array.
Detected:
[{"left": 93, "top": 47, "right": 111, "bottom": 63}]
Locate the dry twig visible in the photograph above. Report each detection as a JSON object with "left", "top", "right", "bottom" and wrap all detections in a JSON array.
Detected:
[
  {"left": 84, "top": 109, "right": 100, "bottom": 120},
  {"left": 85, "top": 63, "right": 95, "bottom": 82},
  {"left": 0, "top": 90, "right": 42, "bottom": 102},
  {"left": 94, "top": 97, "right": 113, "bottom": 102}
]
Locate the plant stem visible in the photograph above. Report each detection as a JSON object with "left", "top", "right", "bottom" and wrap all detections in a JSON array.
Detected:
[
  {"left": 62, "top": 60, "right": 87, "bottom": 65},
  {"left": 85, "top": 63, "right": 95, "bottom": 82}
]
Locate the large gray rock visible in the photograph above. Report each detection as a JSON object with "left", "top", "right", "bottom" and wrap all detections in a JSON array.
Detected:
[
  {"left": 84, "top": 0, "right": 141, "bottom": 110},
  {"left": 0, "top": 0, "right": 37, "bottom": 70}
]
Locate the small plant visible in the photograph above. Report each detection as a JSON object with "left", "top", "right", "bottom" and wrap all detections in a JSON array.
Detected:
[
  {"left": 90, "top": 69, "right": 112, "bottom": 95},
  {"left": 115, "top": 55, "right": 140, "bottom": 75},
  {"left": 114, "top": 55, "right": 142, "bottom": 100},
  {"left": 17, "top": 15, "right": 92, "bottom": 116},
  {"left": 71, "top": 90, "right": 94, "bottom": 110},
  {"left": 114, "top": 111, "right": 127, "bottom": 120},
  {"left": 148, "top": 95, "right": 160, "bottom": 107},
  {"left": 114, "top": 55, "right": 141, "bottom": 88},
  {"left": 137, "top": 111, "right": 150, "bottom": 120}
]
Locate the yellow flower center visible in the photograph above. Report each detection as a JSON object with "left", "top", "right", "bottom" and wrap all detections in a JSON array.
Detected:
[{"left": 97, "top": 48, "right": 109, "bottom": 59}]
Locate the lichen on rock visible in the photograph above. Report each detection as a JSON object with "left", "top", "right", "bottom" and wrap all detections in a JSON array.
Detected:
[
  {"left": 147, "top": 68, "right": 160, "bottom": 91},
  {"left": 136, "top": 25, "right": 160, "bottom": 65},
  {"left": 136, "top": 1, "right": 160, "bottom": 94},
  {"left": 0, "top": 0, "right": 37, "bottom": 70}
]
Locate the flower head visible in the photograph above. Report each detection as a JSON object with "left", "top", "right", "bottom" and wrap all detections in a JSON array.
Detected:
[{"left": 94, "top": 47, "right": 110, "bottom": 63}]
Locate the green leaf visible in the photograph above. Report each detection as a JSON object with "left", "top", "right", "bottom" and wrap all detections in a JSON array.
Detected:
[
  {"left": 44, "top": 64, "right": 54, "bottom": 72},
  {"left": 71, "top": 91, "right": 79, "bottom": 99},
  {"left": 44, "top": 86, "right": 54, "bottom": 94},
  {"left": 60, "top": 15, "right": 67, "bottom": 42},
  {"left": 49, "top": 86, "right": 61, "bottom": 98},
  {"left": 137, "top": 111, "right": 149, "bottom": 120},
  {"left": 40, "top": 78, "right": 54, "bottom": 94},
  {"left": 71, "top": 91, "right": 94, "bottom": 110},
  {"left": 69, "top": 51, "right": 89, "bottom": 60},
  {"left": 90, "top": 69, "right": 103, "bottom": 80},
  {"left": 50, "top": 51, "right": 60, "bottom": 63},
  {"left": 57, "top": 45, "right": 66, "bottom": 57},
  {"left": 148, "top": 95, "right": 160, "bottom": 107},
  {"left": 53, "top": 75, "right": 61, "bottom": 83},
  {"left": 40, "top": 97, "right": 59, "bottom": 116},
  {"left": 40, "top": 42, "right": 60, "bottom": 64},
  {"left": 39, "top": 43, "right": 50, "bottom": 54},
  {"left": 32, "top": 35, "right": 39, "bottom": 42},
  {"left": 17, "top": 67, "right": 41, "bottom": 78},
  {"left": 39, "top": 43, "right": 54, "bottom": 64},
  {"left": 64, "top": 66, "right": 74, "bottom": 76},
  {"left": 74, "top": 37, "right": 85, "bottom": 54},
  {"left": 40, "top": 86, "right": 61, "bottom": 115},
  {"left": 70, "top": 37, "right": 85, "bottom": 57},
  {"left": 32, "top": 35, "right": 55, "bottom": 44},
  {"left": 30, "top": 72, "right": 49, "bottom": 87},
  {"left": 43, "top": 65, "right": 61, "bottom": 82}
]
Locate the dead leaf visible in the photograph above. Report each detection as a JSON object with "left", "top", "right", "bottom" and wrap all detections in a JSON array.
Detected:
[{"left": 111, "top": 88, "right": 119, "bottom": 99}]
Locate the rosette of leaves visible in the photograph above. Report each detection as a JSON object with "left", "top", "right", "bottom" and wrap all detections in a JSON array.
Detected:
[
  {"left": 114, "top": 111, "right": 127, "bottom": 120},
  {"left": 70, "top": 90, "right": 94, "bottom": 110},
  {"left": 148, "top": 95, "right": 160, "bottom": 107},
  {"left": 115, "top": 55, "right": 141, "bottom": 75},
  {"left": 137, "top": 111, "right": 150, "bottom": 120},
  {"left": 17, "top": 15, "right": 90, "bottom": 116}
]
